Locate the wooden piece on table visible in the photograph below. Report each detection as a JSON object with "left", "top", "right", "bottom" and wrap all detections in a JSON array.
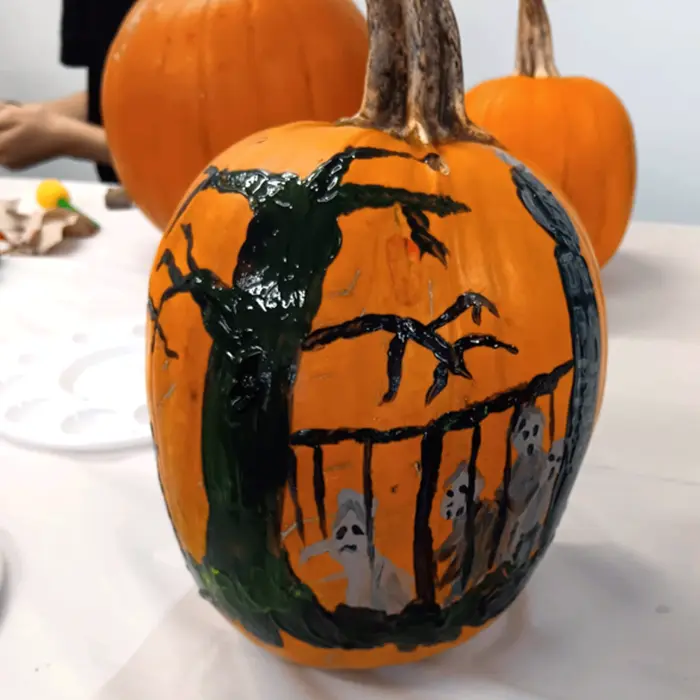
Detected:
[{"left": 105, "top": 186, "right": 134, "bottom": 210}]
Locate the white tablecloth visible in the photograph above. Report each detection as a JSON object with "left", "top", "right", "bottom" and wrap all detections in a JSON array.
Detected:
[{"left": 0, "top": 179, "right": 698, "bottom": 700}]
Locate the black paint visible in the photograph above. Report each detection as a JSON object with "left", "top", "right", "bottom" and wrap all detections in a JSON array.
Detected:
[
  {"left": 488, "top": 410, "right": 517, "bottom": 569},
  {"left": 288, "top": 453, "right": 306, "bottom": 543},
  {"left": 384, "top": 334, "right": 409, "bottom": 403},
  {"left": 461, "top": 424, "right": 481, "bottom": 591},
  {"left": 548, "top": 392, "right": 556, "bottom": 446},
  {"left": 312, "top": 446, "right": 327, "bottom": 539},
  {"left": 362, "top": 440, "right": 376, "bottom": 570},
  {"left": 302, "top": 292, "right": 517, "bottom": 406},
  {"left": 414, "top": 428, "right": 443, "bottom": 603},
  {"left": 401, "top": 205, "right": 449, "bottom": 264}
]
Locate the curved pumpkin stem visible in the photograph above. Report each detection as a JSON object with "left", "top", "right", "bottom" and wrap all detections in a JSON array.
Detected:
[
  {"left": 516, "top": 0, "right": 560, "bottom": 78},
  {"left": 341, "top": 0, "right": 495, "bottom": 146},
  {"left": 341, "top": 0, "right": 407, "bottom": 132}
]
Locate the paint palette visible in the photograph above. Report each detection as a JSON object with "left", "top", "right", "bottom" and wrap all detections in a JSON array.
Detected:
[{"left": 0, "top": 320, "right": 151, "bottom": 452}]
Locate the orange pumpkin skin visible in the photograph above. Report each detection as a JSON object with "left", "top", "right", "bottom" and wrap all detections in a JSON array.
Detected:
[
  {"left": 102, "top": 0, "right": 369, "bottom": 230},
  {"left": 147, "top": 122, "right": 607, "bottom": 669},
  {"left": 465, "top": 76, "right": 636, "bottom": 268}
]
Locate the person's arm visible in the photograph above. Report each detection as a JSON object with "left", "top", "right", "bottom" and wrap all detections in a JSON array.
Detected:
[
  {"left": 42, "top": 91, "right": 88, "bottom": 121},
  {"left": 0, "top": 91, "right": 88, "bottom": 121},
  {"left": 53, "top": 114, "right": 111, "bottom": 164},
  {"left": 0, "top": 103, "right": 111, "bottom": 170}
]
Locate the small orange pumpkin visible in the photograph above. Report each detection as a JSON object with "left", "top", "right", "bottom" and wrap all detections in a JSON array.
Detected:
[
  {"left": 464, "top": 0, "right": 637, "bottom": 268},
  {"left": 102, "top": 0, "right": 369, "bottom": 229},
  {"left": 147, "top": 0, "right": 607, "bottom": 669}
]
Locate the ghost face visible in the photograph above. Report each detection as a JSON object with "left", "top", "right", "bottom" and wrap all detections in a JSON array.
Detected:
[
  {"left": 440, "top": 465, "right": 485, "bottom": 521},
  {"left": 331, "top": 508, "right": 368, "bottom": 561},
  {"left": 547, "top": 439, "right": 565, "bottom": 476},
  {"left": 512, "top": 407, "right": 545, "bottom": 457}
]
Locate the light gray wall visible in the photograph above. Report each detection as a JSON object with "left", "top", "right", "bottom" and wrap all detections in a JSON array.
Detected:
[{"left": 0, "top": 1, "right": 694, "bottom": 223}]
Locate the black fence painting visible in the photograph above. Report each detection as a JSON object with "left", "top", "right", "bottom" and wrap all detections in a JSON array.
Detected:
[{"left": 288, "top": 301, "right": 573, "bottom": 607}]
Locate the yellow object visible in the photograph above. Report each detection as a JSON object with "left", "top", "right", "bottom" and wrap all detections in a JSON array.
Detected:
[
  {"left": 36, "top": 180, "right": 71, "bottom": 210},
  {"left": 35, "top": 179, "right": 101, "bottom": 230}
]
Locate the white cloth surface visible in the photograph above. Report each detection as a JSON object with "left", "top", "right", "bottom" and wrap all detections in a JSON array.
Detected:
[{"left": 0, "top": 178, "right": 698, "bottom": 699}]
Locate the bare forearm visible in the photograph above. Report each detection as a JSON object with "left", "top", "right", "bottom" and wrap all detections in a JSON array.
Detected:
[
  {"left": 53, "top": 115, "right": 112, "bottom": 164},
  {"left": 43, "top": 92, "right": 88, "bottom": 121}
]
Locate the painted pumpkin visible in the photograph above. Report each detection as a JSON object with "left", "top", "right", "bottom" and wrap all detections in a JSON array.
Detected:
[
  {"left": 102, "top": 0, "right": 369, "bottom": 230},
  {"left": 147, "top": 0, "right": 607, "bottom": 669},
  {"left": 464, "top": 0, "right": 636, "bottom": 268}
]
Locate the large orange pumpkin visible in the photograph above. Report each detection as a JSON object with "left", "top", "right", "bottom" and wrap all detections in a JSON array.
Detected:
[
  {"left": 464, "top": 0, "right": 636, "bottom": 268},
  {"left": 102, "top": 0, "right": 369, "bottom": 229},
  {"left": 147, "top": 0, "right": 607, "bottom": 669}
]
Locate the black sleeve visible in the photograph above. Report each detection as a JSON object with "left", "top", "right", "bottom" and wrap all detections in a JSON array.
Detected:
[
  {"left": 61, "top": 0, "right": 92, "bottom": 67},
  {"left": 61, "top": 0, "right": 136, "bottom": 68},
  {"left": 60, "top": 0, "right": 136, "bottom": 183}
]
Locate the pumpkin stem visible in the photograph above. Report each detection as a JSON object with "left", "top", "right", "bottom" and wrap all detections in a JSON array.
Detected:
[
  {"left": 516, "top": 0, "right": 560, "bottom": 78},
  {"left": 340, "top": 0, "right": 408, "bottom": 132},
  {"left": 340, "top": 0, "right": 495, "bottom": 146}
]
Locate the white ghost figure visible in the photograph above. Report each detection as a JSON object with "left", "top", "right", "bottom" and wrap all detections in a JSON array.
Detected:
[{"left": 299, "top": 488, "right": 413, "bottom": 614}]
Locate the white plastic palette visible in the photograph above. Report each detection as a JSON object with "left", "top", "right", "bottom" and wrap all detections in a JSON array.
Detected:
[{"left": 0, "top": 320, "right": 152, "bottom": 452}]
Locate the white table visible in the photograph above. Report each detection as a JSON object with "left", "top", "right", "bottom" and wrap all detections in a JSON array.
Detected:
[{"left": 0, "top": 179, "right": 698, "bottom": 700}]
